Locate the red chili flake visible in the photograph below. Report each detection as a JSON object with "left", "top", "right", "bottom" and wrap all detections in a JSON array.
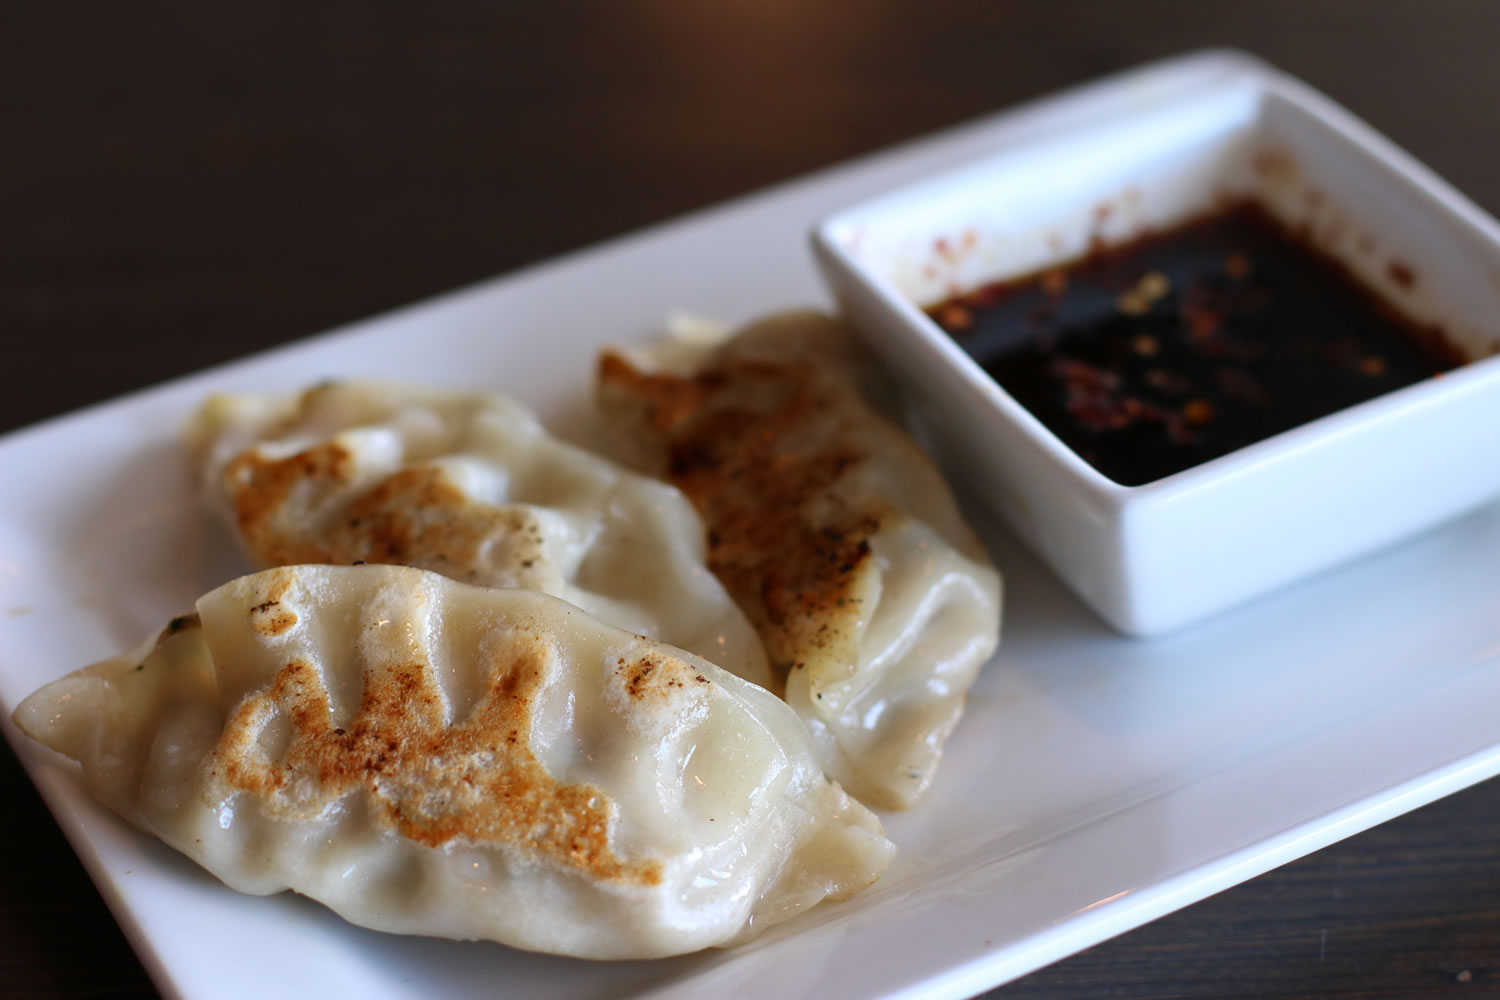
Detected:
[
  {"left": 1041, "top": 269, "right": 1068, "bottom": 296},
  {"left": 1387, "top": 261, "right": 1416, "bottom": 290},
  {"left": 1163, "top": 413, "right": 1194, "bottom": 444},
  {"left": 1358, "top": 356, "right": 1388, "bottom": 377},
  {"left": 1183, "top": 399, "right": 1216, "bottom": 425},
  {"left": 1184, "top": 304, "right": 1221, "bottom": 339},
  {"left": 938, "top": 303, "right": 973, "bottom": 331},
  {"left": 1136, "top": 400, "right": 1175, "bottom": 424},
  {"left": 934, "top": 236, "right": 966, "bottom": 265},
  {"left": 1224, "top": 253, "right": 1251, "bottom": 279},
  {"left": 1144, "top": 369, "right": 1192, "bottom": 395},
  {"left": 1067, "top": 399, "right": 1119, "bottom": 432},
  {"left": 1132, "top": 334, "right": 1160, "bottom": 357},
  {"left": 1051, "top": 358, "right": 1120, "bottom": 392},
  {"left": 1214, "top": 366, "right": 1272, "bottom": 407}
]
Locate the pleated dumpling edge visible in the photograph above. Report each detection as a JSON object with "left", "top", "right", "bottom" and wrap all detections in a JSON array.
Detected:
[{"left": 12, "top": 564, "right": 895, "bottom": 960}]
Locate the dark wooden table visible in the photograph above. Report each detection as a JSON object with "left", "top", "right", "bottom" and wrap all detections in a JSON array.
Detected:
[{"left": 7, "top": 3, "right": 1500, "bottom": 997}]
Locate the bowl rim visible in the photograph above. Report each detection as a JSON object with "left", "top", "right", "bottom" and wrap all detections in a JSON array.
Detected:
[{"left": 811, "top": 56, "right": 1500, "bottom": 514}]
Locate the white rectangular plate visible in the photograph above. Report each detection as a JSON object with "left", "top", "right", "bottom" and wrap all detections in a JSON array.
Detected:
[{"left": 6, "top": 50, "right": 1500, "bottom": 1000}]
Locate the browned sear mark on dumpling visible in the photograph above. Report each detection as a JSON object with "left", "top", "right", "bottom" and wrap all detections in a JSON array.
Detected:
[
  {"left": 222, "top": 452, "right": 553, "bottom": 590},
  {"left": 618, "top": 651, "right": 706, "bottom": 700},
  {"left": 211, "top": 627, "right": 660, "bottom": 886},
  {"left": 225, "top": 442, "right": 358, "bottom": 560},
  {"left": 599, "top": 351, "right": 884, "bottom": 676},
  {"left": 243, "top": 567, "right": 302, "bottom": 636},
  {"left": 249, "top": 600, "right": 299, "bottom": 636}
]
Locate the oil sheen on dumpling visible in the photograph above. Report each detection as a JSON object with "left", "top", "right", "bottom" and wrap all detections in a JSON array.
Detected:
[
  {"left": 188, "top": 380, "right": 772, "bottom": 690},
  {"left": 597, "top": 310, "right": 1003, "bottom": 810},
  {"left": 11, "top": 565, "right": 894, "bottom": 959}
]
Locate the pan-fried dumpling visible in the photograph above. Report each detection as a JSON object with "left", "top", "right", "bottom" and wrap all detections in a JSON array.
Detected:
[
  {"left": 188, "top": 381, "right": 772, "bottom": 690},
  {"left": 12, "top": 564, "right": 894, "bottom": 959},
  {"left": 597, "top": 311, "right": 1003, "bottom": 810}
]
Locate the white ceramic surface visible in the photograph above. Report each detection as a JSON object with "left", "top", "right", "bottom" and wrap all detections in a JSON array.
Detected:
[
  {"left": 813, "top": 54, "right": 1500, "bottom": 636},
  {"left": 6, "top": 50, "right": 1500, "bottom": 1000}
]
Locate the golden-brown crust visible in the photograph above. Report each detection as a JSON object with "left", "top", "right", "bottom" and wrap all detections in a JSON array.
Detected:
[
  {"left": 224, "top": 443, "right": 358, "bottom": 561},
  {"left": 222, "top": 454, "right": 553, "bottom": 591},
  {"left": 249, "top": 600, "right": 299, "bottom": 637},
  {"left": 616, "top": 651, "right": 711, "bottom": 701},
  {"left": 598, "top": 349, "right": 885, "bottom": 677},
  {"left": 210, "top": 619, "right": 661, "bottom": 886}
]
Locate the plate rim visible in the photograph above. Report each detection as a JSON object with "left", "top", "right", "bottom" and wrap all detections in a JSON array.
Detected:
[{"left": 6, "top": 47, "right": 1497, "bottom": 1000}]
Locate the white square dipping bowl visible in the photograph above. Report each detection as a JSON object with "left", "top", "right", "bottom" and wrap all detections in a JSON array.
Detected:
[{"left": 812, "top": 50, "right": 1500, "bottom": 636}]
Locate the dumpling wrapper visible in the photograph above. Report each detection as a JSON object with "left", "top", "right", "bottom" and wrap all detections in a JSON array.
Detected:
[
  {"left": 597, "top": 310, "right": 1003, "bottom": 810},
  {"left": 12, "top": 564, "right": 894, "bottom": 959},
  {"left": 187, "top": 381, "right": 773, "bottom": 691}
]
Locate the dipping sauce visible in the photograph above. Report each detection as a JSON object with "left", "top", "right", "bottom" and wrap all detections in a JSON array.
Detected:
[{"left": 927, "top": 201, "right": 1467, "bottom": 485}]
